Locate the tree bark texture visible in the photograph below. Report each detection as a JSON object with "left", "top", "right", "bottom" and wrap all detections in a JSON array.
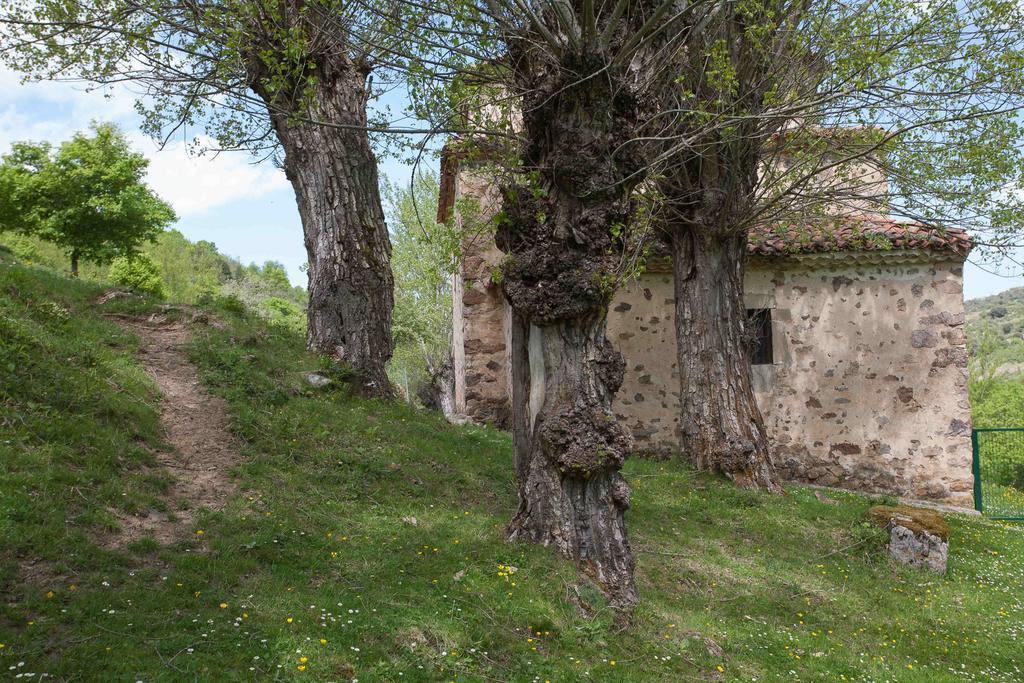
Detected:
[
  {"left": 655, "top": 9, "right": 786, "bottom": 491},
  {"left": 506, "top": 314, "right": 636, "bottom": 611},
  {"left": 417, "top": 352, "right": 456, "bottom": 420},
  {"left": 496, "top": 46, "right": 654, "bottom": 613},
  {"left": 250, "top": 51, "right": 393, "bottom": 396},
  {"left": 70, "top": 250, "right": 79, "bottom": 278},
  {"left": 671, "top": 226, "right": 782, "bottom": 493}
]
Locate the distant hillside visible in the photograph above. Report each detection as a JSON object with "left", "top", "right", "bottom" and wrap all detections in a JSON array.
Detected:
[
  {"left": 964, "top": 286, "right": 1024, "bottom": 427},
  {"left": 0, "top": 229, "right": 307, "bottom": 331},
  {"left": 965, "top": 285, "right": 1024, "bottom": 369},
  {"left": 966, "top": 286, "right": 1024, "bottom": 326}
]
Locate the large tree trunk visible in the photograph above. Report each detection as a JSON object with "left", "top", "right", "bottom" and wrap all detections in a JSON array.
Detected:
[
  {"left": 70, "top": 249, "right": 79, "bottom": 278},
  {"left": 671, "top": 226, "right": 781, "bottom": 492},
  {"left": 506, "top": 314, "right": 637, "bottom": 612},
  {"left": 255, "top": 61, "right": 394, "bottom": 396},
  {"left": 495, "top": 45, "right": 652, "bottom": 616}
]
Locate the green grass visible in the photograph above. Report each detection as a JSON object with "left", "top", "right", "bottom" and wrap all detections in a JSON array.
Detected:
[{"left": 1, "top": 250, "right": 1023, "bottom": 681}]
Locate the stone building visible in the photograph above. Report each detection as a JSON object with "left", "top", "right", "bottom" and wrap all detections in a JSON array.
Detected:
[{"left": 437, "top": 156, "right": 976, "bottom": 507}]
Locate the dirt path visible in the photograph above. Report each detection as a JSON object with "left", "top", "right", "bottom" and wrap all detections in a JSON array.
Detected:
[{"left": 110, "top": 310, "right": 237, "bottom": 546}]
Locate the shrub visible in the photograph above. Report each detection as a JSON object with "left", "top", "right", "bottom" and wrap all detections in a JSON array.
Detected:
[
  {"left": 261, "top": 296, "right": 305, "bottom": 332},
  {"left": 1, "top": 233, "right": 40, "bottom": 262},
  {"left": 215, "top": 293, "right": 247, "bottom": 316},
  {"left": 108, "top": 254, "right": 166, "bottom": 298}
]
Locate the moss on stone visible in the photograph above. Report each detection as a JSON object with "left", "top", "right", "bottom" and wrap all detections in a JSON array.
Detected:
[{"left": 868, "top": 505, "right": 950, "bottom": 541}]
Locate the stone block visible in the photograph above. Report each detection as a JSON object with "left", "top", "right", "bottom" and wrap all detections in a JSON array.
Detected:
[
  {"left": 887, "top": 525, "right": 948, "bottom": 574},
  {"left": 911, "top": 329, "right": 938, "bottom": 348},
  {"left": 868, "top": 505, "right": 949, "bottom": 573}
]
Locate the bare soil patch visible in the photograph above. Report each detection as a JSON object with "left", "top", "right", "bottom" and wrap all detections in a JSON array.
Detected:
[{"left": 108, "top": 307, "right": 237, "bottom": 547}]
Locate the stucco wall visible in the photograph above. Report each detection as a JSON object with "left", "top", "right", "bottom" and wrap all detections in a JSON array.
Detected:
[
  {"left": 449, "top": 175, "right": 974, "bottom": 506},
  {"left": 754, "top": 256, "right": 973, "bottom": 506},
  {"left": 605, "top": 255, "right": 973, "bottom": 506}
]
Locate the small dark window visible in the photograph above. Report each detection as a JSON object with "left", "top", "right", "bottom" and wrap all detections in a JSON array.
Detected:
[{"left": 746, "top": 308, "right": 774, "bottom": 365}]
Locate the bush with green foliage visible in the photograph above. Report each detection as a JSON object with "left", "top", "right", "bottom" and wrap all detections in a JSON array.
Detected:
[
  {"left": 107, "top": 254, "right": 166, "bottom": 298},
  {"left": 261, "top": 296, "right": 305, "bottom": 332},
  {"left": 972, "top": 376, "right": 1024, "bottom": 429}
]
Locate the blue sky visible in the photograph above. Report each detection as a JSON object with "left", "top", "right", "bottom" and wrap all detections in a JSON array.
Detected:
[{"left": 1, "top": 66, "right": 1021, "bottom": 299}]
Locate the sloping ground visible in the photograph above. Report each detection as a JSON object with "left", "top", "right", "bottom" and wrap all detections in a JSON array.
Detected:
[
  {"left": 105, "top": 311, "right": 238, "bottom": 546},
  {"left": 1, "top": 251, "right": 1023, "bottom": 682},
  {"left": 965, "top": 285, "right": 1024, "bottom": 318}
]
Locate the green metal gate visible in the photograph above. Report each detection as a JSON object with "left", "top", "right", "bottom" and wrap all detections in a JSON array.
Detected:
[{"left": 972, "top": 428, "right": 1024, "bottom": 521}]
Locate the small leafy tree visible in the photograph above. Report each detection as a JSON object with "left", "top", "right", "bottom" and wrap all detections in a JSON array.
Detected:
[
  {"left": 0, "top": 124, "right": 175, "bottom": 276},
  {"left": 384, "top": 172, "right": 457, "bottom": 406}
]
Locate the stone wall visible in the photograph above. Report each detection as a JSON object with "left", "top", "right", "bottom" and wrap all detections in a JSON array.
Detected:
[
  {"left": 455, "top": 242, "right": 974, "bottom": 505},
  {"left": 755, "top": 255, "right": 973, "bottom": 506},
  {"left": 605, "top": 254, "right": 973, "bottom": 506},
  {"left": 451, "top": 170, "right": 511, "bottom": 427}
]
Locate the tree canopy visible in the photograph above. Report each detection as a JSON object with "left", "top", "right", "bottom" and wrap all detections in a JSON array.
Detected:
[{"left": 0, "top": 123, "right": 176, "bottom": 275}]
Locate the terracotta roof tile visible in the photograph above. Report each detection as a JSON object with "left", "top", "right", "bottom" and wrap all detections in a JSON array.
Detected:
[{"left": 747, "top": 216, "right": 972, "bottom": 258}]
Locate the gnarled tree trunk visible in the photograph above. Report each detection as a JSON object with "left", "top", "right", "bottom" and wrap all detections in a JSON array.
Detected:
[
  {"left": 417, "top": 352, "right": 456, "bottom": 420},
  {"left": 506, "top": 314, "right": 637, "bottom": 611},
  {"left": 671, "top": 225, "right": 781, "bottom": 492},
  {"left": 496, "top": 47, "right": 651, "bottom": 615},
  {"left": 253, "top": 58, "right": 394, "bottom": 396}
]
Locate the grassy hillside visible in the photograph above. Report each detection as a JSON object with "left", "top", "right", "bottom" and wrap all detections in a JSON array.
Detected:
[
  {"left": 1, "top": 250, "right": 1023, "bottom": 681},
  {"left": 965, "top": 286, "right": 1024, "bottom": 428},
  {"left": 0, "top": 229, "right": 307, "bottom": 330},
  {"left": 966, "top": 286, "right": 1024, "bottom": 373},
  {"left": 966, "top": 285, "right": 1024, "bottom": 324}
]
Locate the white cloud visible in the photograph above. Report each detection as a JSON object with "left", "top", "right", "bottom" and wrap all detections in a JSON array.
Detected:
[
  {"left": 131, "top": 134, "right": 289, "bottom": 217},
  {"left": 134, "top": 135, "right": 290, "bottom": 215},
  {"left": 0, "top": 67, "right": 289, "bottom": 217},
  {"left": 0, "top": 67, "right": 140, "bottom": 134},
  {"left": 0, "top": 104, "right": 70, "bottom": 152}
]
